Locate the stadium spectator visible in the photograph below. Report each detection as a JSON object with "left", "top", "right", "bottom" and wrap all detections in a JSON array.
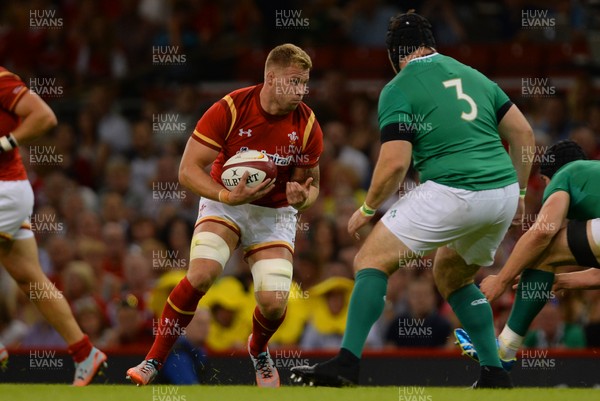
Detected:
[
  {"left": 104, "top": 295, "right": 154, "bottom": 349},
  {"left": 101, "top": 222, "right": 129, "bottom": 278},
  {"left": 300, "top": 276, "right": 381, "bottom": 350},
  {"left": 61, "top": 261, "right": 96, "bottom": 303},
  {"left": 121, "top": 251, "right": 154, "bottom": 313},
  {"left": 385, "top": 276, "right": 451, "bottom": 348},
  {"left": 72, "top": 296, "right": 110, "bottom": 348},
  {"left": 324, "top": 120, "right": 371, "bottom": 186},
  {"left": 200, "top": 276, "right": 251, "bottom": 352},
  {"left": 127, "top": 120, "right": 159, "bottom": 200}
]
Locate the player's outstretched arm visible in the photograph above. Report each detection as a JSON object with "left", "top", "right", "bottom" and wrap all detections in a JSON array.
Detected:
[
  {"left": 481, "top": 191, "right": 569, "bottom": 301},
  {"left": 11, "top": 91, "right": 57, "bottom": 144},
  {"left": 554, "top": 269, "right": 600, "bottom": 291},
  {"left": 348, "top": 140, "right": 411, "bottom": 236},
  {"left": 498, "top": 104, "right": 535, "bottom": 226},
  {"left": 179, "top": 138, "right": 273, "bottom": 205},
  {"left": 498, "top": 104, "right": 535, "bottom": 191}
]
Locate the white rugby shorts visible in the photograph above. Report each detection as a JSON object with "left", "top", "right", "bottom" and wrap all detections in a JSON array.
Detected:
[
  {"left": 195, "top": 198, "right": 297, "bottom": 258},
  {"left": 382, "top": 180, "right": 519, "bottom": 266},
  {"left": 0, "top": 180, "right": 34, "bottom": 241}
]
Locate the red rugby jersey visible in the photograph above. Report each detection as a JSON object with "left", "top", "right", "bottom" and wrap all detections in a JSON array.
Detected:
[
  {"left": 192, "top": 84, "right": 323, "bottom": 208},
  {"left": 0, "top": 67, "right": 29, "bottom": 181}
]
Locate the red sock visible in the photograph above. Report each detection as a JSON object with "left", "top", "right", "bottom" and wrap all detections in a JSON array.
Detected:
[
  {"left": 249, "top": 306, "right": 286, "bottom": 356},
  {"left": 146, "top": 276, "right": 204, "bottom": 364},
  {"left": 68, "top": 334, "right": 93, "bottom": 363}
]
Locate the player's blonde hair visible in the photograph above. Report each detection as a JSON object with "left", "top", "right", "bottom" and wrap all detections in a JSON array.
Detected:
[{"left": 264, "top": 43, "right": 312, "bottom": 75}]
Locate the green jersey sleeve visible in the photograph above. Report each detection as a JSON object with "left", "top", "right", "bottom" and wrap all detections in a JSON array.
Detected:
[
  {"left": 378, "top": 83, "right": 414, "bottom": 142},
  {"left": 491, "top": 83, "right": 512, "bottom": 124},
  {"left": 542, "top": 168, "right": 571, "bottom": 203}
]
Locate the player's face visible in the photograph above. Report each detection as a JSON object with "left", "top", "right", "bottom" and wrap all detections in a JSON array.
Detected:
[{"left": 270, "top": 65, "right": 310, "bottom": 112}]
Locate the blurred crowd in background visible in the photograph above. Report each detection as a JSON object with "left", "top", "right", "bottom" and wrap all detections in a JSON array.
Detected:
[{"left": 1, "top": 0, "right": 600, "bottom": 367}]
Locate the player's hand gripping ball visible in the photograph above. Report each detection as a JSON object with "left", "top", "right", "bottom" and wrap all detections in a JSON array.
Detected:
[{"left": 220, "top": 150, "right": 277, "bottom": 191}]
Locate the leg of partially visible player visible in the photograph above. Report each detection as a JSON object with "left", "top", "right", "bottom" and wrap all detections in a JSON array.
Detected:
[
  {"left": 434, "top": 246, "right": 510, "bottom": 387},
  {"left": 498, "top": 219, "right": 600, "bottom": 361},
  {"left": 127, "top": 221, "right": 237, "bottom": 386},
  {"left": 247, "top": 247, "right": 294, "bottom": 388},
  {"left": 291, "top": 222, "right": 415, "bottom": 386},
  {"left": 0, "top": 237, "right": 107, "bottom": 385}
]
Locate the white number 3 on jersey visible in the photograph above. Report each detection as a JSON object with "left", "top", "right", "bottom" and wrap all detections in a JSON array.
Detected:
[{"left": 443, "top": 78, "right": 478, "bottom": 121}]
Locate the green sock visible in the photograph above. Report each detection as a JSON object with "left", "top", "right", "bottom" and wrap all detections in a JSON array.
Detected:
[
  {"left": 448, "top": 284, "right": 501, "bottom": 368},
  {"left": 507, "top": 269, "right": 555, "bottom": 336},
  {"left": 340, "top": 268, "right": 387, "bottom": 358}
]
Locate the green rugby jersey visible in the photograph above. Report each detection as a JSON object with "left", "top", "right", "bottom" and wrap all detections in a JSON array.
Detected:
[
  {"left": 542, "top": 160, "right": 600, "bottom": 220},
  {"left": 378, "top": 53, "right": 517, "bottom": 190}
]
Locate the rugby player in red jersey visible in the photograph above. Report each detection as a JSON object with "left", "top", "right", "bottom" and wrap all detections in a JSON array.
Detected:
[
  {"left": 127, "top": 43, "right": 323, "bottom": 387},
  {"left": 0, "top": 67, "right": 107, "bottom": 385}
]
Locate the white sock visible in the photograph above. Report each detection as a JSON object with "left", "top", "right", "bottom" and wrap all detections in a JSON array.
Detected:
[{"left": 498, "top": 326, "right": 523, "bottom": 360}]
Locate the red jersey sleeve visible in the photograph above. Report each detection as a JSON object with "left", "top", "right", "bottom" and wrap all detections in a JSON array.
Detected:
[
  {"left": 191, "top": 99, "right": 230, "bottom": 151},
  {"left": 300, "top": 114, "right": 323, "bottom": 168},
  {"left": 0, "top": 70, "right": 28, "bottom": 114}
]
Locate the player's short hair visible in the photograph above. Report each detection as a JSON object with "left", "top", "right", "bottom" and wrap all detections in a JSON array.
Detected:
[
  {"left": 539, "top": 139, "right": 586, "bottom": 179},
  {"left": 386, "top": 10, "right": 436, "bottom": 72},
  {"left": 265, "top": 43, "right": 312, "bottom": 74}
]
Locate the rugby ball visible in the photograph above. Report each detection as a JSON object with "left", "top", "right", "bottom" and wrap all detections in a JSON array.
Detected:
[{"left": 220, "top": 150, "right": 277, "bottom": 191}]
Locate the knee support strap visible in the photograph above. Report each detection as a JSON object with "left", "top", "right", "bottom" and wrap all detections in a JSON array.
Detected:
[
  {"left": 251, "top": 258, "right": 293, "bottom": 292},
  {"left": 190, "top": 232, "right": 231, "bottom": 269}
]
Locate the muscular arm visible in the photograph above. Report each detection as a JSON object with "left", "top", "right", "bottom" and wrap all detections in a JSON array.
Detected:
[
  {"left": 364, "top": 140, "right": 412, "bottom": 209},
  {"left": 179, "top": 137, "right": 223, "bottom": 201},
  {"left": 496, "top": 191, "right": 570, "bottom": 286},
  {"left": 498, "top": 104, "right": 535, "bottom": 190},
  {"left": 12, "top": 91, "right": 58, "bottom": 143},
  {"left": 555, "top": 269, "right": 600, "bottom": 290}
]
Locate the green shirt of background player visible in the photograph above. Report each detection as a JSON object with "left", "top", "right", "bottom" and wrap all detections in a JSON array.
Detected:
[
  {"left": 291, "top": 10, "right": 535, "bottom": 389},
  {"left": 472, "top": 141, "right": 600, "bottom": 363}
]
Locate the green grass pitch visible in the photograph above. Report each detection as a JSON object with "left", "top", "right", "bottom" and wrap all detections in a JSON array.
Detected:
[{"left": 1, "top": 385, "right": 597, "bottom": 401}]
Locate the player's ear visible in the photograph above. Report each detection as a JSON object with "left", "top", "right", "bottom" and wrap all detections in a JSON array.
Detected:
[{"left": 265, "top": 70, "right": 275, "bottom": 86}]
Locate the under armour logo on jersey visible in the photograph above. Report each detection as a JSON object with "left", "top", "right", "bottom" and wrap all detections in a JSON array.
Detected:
[
  {"left": 288, "top": 131, "right": 298, "bottom": 142},
  {"left": 239, "top": 128, "right": 252, "bottom": 137}
]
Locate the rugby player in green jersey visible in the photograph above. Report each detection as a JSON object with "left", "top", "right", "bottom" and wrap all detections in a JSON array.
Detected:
[
  {"left": 456, "top": 140, "right": 600, "bottom": 370},
  {"left": 291, "top": 11, "right": 534, "bottom": 388}
]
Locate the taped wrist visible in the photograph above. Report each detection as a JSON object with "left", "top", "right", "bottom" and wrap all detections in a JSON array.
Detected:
[{"left": 0, "top": 134, "right": 18, "bottom": 152}]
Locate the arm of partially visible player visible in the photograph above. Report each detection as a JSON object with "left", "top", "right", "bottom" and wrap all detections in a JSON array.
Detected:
[
  {"left": 287, "top": 165, "right": 319, "bottom": 211},
  {"left": 347, "top": 140, "right": 412, "bottom": 236},
  {"left": 480, "top": 191, "right": 570, "bottom": 301},
  {"left": 178, "top": 138, "right": 273, "bottom": 206},
  {"left": 554, "top": 269, "right": 600, "bottom": 291},
  {"left": 497, "top": 104, "right": 535, "bottom": 225},
  {"left": 8, "top": 91, "right": 57, "bottom": 146}
]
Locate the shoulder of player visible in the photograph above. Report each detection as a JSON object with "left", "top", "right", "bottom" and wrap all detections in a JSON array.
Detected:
[
  {"left": 0, "top": 67, "right": 23, "bottom": 83},
  {"left": 219, "top": 84, "right": 260, "bottom": 106},
  {"left": 295, "top": 101, "right": 317, "bottom": 119}
]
